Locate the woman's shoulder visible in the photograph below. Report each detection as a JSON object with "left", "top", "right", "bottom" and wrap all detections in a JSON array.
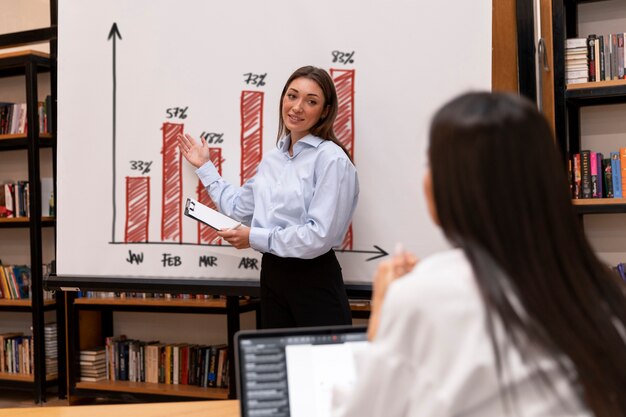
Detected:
[
  {"left": 314, "top": 138, "right": 354, "bottom": 171},
  {"left": 387, "top": 248, "right": 478, "bottom": 308}
]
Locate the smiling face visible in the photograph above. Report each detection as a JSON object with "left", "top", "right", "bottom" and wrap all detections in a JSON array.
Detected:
[{"left": 281, "top": 76, "right": 327, "bottom": 143}]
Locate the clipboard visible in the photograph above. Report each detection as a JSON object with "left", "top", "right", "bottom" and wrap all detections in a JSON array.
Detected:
[{"left": 184, "top": 198, "right": 241, "bottom": 231}]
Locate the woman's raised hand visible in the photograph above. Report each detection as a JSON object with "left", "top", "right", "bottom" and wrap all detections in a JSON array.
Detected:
[{"left": 177, "top": 133, "right": 211, "bottom": 168}]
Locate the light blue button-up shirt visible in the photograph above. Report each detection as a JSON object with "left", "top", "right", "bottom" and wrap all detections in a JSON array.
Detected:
[{"left": 195, "top": 134, "right": 359, "bottom": 259}]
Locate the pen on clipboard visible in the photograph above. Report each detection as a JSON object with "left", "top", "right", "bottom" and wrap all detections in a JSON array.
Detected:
[{"left": 232, "top": 222, "right": 243, "bottom": 230}]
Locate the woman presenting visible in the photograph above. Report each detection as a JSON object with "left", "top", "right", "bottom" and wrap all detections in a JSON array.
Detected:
[{"left": 178, "top": 66, "right": 359, "bottom": 329}]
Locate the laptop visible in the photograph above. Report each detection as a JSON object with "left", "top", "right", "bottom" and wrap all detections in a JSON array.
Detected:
[{"left": 235, "top": 324, "right": 369, "bottom": 417}]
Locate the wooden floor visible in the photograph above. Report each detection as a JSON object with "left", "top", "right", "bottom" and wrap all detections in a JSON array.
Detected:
[{"left": 0, "top": 390, "right": 67, "bottom": 408}]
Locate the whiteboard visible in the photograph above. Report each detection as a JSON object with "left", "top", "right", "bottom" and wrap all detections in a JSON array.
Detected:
[{"left": 56, "top": 0, "right": 491, "bottom": 285}]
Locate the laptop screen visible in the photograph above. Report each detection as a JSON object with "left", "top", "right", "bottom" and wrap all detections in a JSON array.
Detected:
[{"left": 235, "top": 325, "right": 369, "bottom": 417}]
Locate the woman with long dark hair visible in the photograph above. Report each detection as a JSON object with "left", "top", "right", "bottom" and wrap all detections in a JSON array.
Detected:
[
  {"left": 178, "top": 66, "right": 358, "bottom": 329},
  {"left": 333, "top": 92, "right": 626, "bottom": 416}
]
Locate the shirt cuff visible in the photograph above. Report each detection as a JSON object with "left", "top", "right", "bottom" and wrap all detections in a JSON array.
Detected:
[
  {"left": 249, "top": 227, "right": 271, "bottom": 253},
  {"left": 195, "top": 161, "right": 220, "bottom": 187}
]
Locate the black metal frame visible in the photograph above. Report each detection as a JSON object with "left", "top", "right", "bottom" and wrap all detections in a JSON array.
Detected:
[
  {"left": 517, "top": 0, "right": 538, "bottom": 101},
  {"left": 45, "top": 275, "right": 372, "bottom": 297}
]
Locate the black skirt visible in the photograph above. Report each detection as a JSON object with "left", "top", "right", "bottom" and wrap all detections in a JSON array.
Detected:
[{"left": 259, "top": 250, "right": 352, "bottom": 329}]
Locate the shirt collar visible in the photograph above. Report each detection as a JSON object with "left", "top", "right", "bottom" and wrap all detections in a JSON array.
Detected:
[{"left": 279, "top": 134, "right": 324, "bottom": 157}]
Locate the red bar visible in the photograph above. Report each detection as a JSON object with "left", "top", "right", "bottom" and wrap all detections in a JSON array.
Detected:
[
  {"left": 240, "top": 91, "right": 264, "bottom": 185},
  {"left": 331, "top": 69, "right": 356, "bottom": 250},
  {"left": 124, "top": 176, "right": 150, "bottom": 243},
  {"left": 197, "top": 148, "right": 223, "bottom": 245},
  {"left": 161, "top": 122, "right": 184, "bottom": 242},
  {"left": 331, "top": 69, "right": 355, "bottom": 158}
]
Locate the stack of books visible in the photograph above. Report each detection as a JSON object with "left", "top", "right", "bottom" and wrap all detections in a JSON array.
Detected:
[
  {"left": 44, "top": 322, "right": 58, "bottom": 377},
  {"left": 80, "top": 347, "right": 107, "bottom": 382},
  {"left": 565, "top": 38, "right": 589, "bottom": 84}
]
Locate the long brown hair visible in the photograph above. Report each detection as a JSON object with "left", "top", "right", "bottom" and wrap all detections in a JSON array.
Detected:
[
  {"left": 276, "top": 66, "right": 350, "bottom": 159},
  {"left": 429, "top": 92, "right": 626, "bottom": 416}
]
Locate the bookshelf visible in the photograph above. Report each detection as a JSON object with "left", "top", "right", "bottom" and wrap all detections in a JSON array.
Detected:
[
  {"left": 64, "top": 294, "right": 259, "bottom": 402},
  {"left": 552, "top": 0, "right": 626, "bottom": 215},
  {"left": 0, "top": 49, "right": 62, "bottom": 403}
]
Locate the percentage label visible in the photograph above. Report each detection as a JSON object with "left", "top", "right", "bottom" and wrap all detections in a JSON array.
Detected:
[
  {"left": 200, "top": 132, "right": 224, "bottom": 144},
  {"left": 130, "top": 160, "right": 153, "bottom": 174},
  {"left": 165, "top": 106, "right": 188, "bottom": 119},
  {"left": 331, "top": 50, "right": 355, "bottom": 65},
  {"left": 243, "top": 73, "right": 267, "bottom": 87}
]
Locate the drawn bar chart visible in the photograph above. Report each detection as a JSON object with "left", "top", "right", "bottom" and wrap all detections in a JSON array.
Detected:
[
  {"left": 161, "top": 122, "right": 184, "bottom": 242},
  {"left": 331, "top": 68, "right": 356, "bottom": 250},
  {"left": 197, "top": 147, "right": 224, "bottom": 245},
  {"left": 124, "top": 176, "right": 150, "bottom": 243},
  {"left": 240, "top": 91, "right": 264, "bottom": 185}
]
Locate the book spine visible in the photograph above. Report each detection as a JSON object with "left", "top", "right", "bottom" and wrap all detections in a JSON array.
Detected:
[
  {"left": 590, "top": 152, "right": 598, "bottom": 198},
  {"left": 603, "top": 158, "right": 613, "bottom": 198},
  {"left": 599, "top": 35, "right": 605, "bottom": 81},
  {"left": 617, "top": 33, "right": 624, "bottom": 80},
  {"left": 611, "top": 152, "right": 622, "bottom": 198},
  {"left": 580, "top": 150, "right": 592, "bottom": 198},
  {"left": 588, "top": 35, "right": 596, "bottom": 82},
  {"left": 574, "top": 153, "right": 582, "bottom": 199},
  {"left": 596, "top": 153, "right": 603, "bottom": 197},
  {"left": 621, "top": 148, "right": 626, "bottom": 195}
]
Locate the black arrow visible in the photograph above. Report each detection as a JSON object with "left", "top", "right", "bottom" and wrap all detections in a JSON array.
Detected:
[
  {"left": 110, "top": 241, "right": 388, "bottom": 261},
  {"left": 108, "top": 23, "right": 122, "bottom": 243},
  {"left": 335, "top": 245, "right": 388, "bottom": 262}
]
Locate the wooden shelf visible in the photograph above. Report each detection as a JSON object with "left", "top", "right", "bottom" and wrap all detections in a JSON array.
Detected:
[
  {"left": 0, "top": 299, "right": 55, "bottom": 307},
  {"left": 349, "top": 302, "right": 371, "bottom": 312},
  {"left": 75, "top": 380, "right": 229, "bottom": 400},
  {"left": 0, "top": 217, "right": 56, "bottom": 228},
  {"left": 566, "top": 79, "right": 626, "bottom": 91},
  {"left": 572, "top": 198, "right": 626, "bottom": 214},
  {"left": 0, "top": 133, "right": 52, "bottom": 140},
  {"left": 0, "top": 372, "right": 57, "bottom": 382},
  {"left": 565, "top": 79, "right": 626, "bottom": 105},
  {"left": 0, "top": 50, "right": 49, "bottom": 60},
  {"left": 572, "top": 198, "right": 626, "bottom": 206},
  {"left": 74, "top": 297, "right": 256, "bottom": 308}
]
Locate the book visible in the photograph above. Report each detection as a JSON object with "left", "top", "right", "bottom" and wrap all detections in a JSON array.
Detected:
[
  {"left": 611, "top": 152, "right": 622, "bottom": 198},
  {"left": 184, "top": 198, "right": 240, "bottom": 231},
  {"left": 79, "top": 375, "right": 107, "bottom": 382},
  {"left": 588, "top": 35, "right": 597, "bottom": 82},
  {"left": 621, "top": 148, "right": 626, "bottom": 194},
  {"left": 602, "top": 158, "right": 613, "bottom": 198},
  {"left": 580, "top": 150, "right": 592, "bottom": 198},
  {"left": 590, "top": 152, "right": 598, "bottom": 197}
]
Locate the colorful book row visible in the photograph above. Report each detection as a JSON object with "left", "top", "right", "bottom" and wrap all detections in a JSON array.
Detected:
[
  {"left": 565, "top": 33, "right": 626, "bottom": 84},
  {"left": 0, "top": 96, "right": 52, "bottom": 136},
  {"left": 102, "top": 336, "right": 230, "bottom": 388},
  {"left": 0, "top": 264, "right": 31, "bottom": 300},
  {"left": 0, "top": 323, "right": 57, "bottom": 376},
  {"left": 569, "top": 148, "right": 626, "bottom": 199},
  {"left": 0, "top": 333, "right": 33, "bottom": 375},
  {"left": 0, "top": 179, "right": 55, "bottom": 219},
  {"left": 78, "top": 291, "right": 222, "bottom": 300}
]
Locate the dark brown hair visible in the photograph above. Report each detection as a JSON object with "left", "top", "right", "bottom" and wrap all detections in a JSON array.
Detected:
[
  {"left": 276, "top": 66, "right": 350, "bottom": 158},
  {"left": 429, "top": 92, "right": 626, "bottom": 416}
]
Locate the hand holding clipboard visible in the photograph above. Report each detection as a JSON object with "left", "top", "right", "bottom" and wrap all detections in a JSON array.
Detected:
[{"left": 184, "top": 198, "right": 241, "bottom": 231}]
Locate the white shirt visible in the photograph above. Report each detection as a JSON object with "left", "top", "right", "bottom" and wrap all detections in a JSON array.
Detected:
[
  {"left": 332, "top": 249, "right": 590, "bottom": 417},
  {"left": 196, "top": 134, "right": 359, "bottom": 259}
]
